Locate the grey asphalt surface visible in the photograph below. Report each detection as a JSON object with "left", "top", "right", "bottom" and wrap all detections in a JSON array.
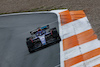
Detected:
[{"left": 0, "top": 13, "right": 60, "bottom": 67}]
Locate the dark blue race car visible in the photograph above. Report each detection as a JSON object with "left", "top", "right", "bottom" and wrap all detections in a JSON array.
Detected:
[{"left": 26, "top": 25, "right": 61, "bottom": 53}]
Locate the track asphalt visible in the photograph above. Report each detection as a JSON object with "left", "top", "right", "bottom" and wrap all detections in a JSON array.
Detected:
[{"left": 0, "top": 13, "right": 60, "bottom": 67}]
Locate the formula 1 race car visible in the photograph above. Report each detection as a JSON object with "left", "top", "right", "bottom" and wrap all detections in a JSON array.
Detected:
[{"left": 26, "top": 25, "right": 61, "bottom": 53}]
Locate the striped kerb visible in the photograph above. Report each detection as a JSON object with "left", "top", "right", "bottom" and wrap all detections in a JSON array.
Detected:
[
  {"left": 58, "top": 10, "right": 100, "bottom": 67},
  {"left": 63, "top": 29, "right": 97, "bottom": 51},
  {"left": 64, "top": 48, "right": 100, "bottom": 67}
]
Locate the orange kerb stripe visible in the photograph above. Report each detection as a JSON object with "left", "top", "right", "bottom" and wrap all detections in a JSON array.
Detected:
[
  {"left": 93, "top": 64, "right": 100, "bottom": 67},
  {"left": 64, "top": 48, "right": 100, "bottom": 67},
  {"left": 63, "top": 29, "right": 97, "bottom": 51},
  {"left": 70, "top": 10, "right": 86, "bottom": 21},
  {"left": 59, "top": 10, "right": 86, "bottom": 25},
  {"left": 59, "top": 10, "right": 72, "bottom": 26},
  {"left": 64, "top": 55, "right": 84, "bottom": 67},
  {"left": 63, "top": 35, "right": 79, "bottom": 51},
  {"left": 83, "top": 48, "right": 100, "bottom": 61},
  {"left": 77, "top": 29, "right": 97, "bottom": 45}
]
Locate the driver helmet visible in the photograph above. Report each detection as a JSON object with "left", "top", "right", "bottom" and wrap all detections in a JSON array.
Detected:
[{"left": 38, "top": 28, "right": 42, "bottom": 31}]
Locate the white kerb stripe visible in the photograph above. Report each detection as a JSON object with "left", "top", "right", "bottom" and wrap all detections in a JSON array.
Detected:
[
  {"left": 64, "top": 46, "right": 82, "bottom": 60},
  {"left": 72, "top": 17, "right": 92, "bottom": 34},
  {"left": 79, "top": 39, "right": 100, "bottom": 54},
  {"left": 61, "top": 22, "right": 75, "bottom": 39}
]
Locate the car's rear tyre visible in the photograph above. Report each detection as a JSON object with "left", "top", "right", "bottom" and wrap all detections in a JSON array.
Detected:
[
  {"left": 26, "top": 40, "right": 34, "bottom": 53},
  {"left": 51, "top": 28, "right": 59, "bottom": 38}
]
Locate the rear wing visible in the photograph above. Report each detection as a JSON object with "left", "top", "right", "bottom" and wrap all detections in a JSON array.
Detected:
[
  {"left": 40, "top": 25, "right": 49, "bottom": 30},
  {"left": 30, "top": 25, "right": 49, "bottom": 35}
]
